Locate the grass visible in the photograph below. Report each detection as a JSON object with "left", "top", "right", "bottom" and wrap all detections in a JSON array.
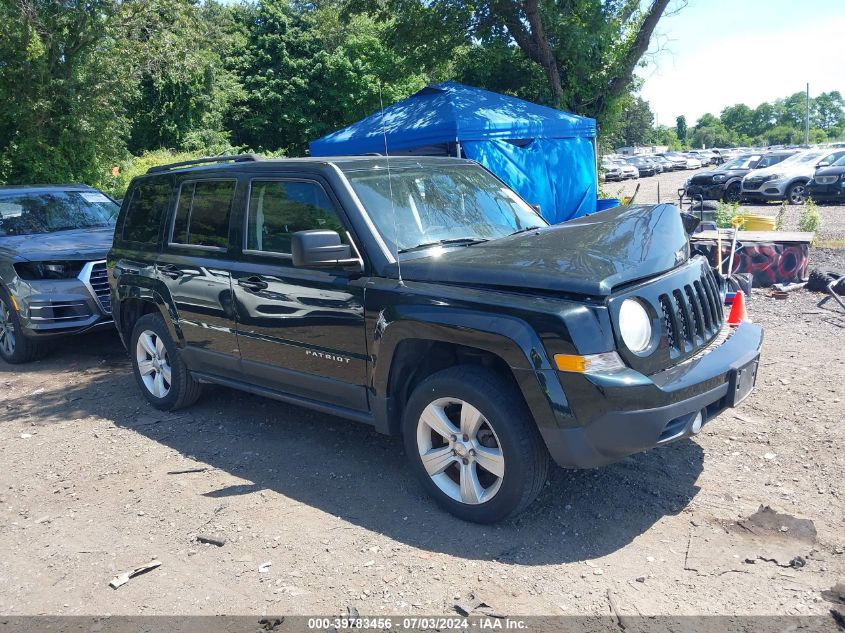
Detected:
[
  {"left": 813, "top": 237, "right": 845, "bottom": 250},
  {"left": 797, "top": 198, "right": 822, "bottom": 233}
]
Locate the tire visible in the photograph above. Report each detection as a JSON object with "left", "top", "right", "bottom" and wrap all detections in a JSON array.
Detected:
[
  {"left": 787, "top": 181, "right": 807, "bottom": 205},
  {"left": 723, "top": 181, "right": 742, "bottom": 204},
  {"left": 130, "top": 313, "right": 202, "bottom": 410},
  {"left": 402, "top": 366, "right": 550, "bottom": 523},
  {"left": 0, "top": 288, "right": 45, "bottom": 364}
]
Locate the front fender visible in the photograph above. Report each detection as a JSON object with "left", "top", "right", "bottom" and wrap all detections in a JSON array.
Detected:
[
  {"left": 369, "top": 304, "right": 575, "bottom": 434},
  {"left": 113, "top": 267, "right": 183, "bottom": 347}
]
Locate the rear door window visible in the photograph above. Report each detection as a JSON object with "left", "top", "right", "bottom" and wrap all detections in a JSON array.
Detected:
[
  {"left": 171, "top": 180, "right": 236, "bottom": 249},
  {"left": 122, "top": 182, "right": 171, "bottom": 244}
]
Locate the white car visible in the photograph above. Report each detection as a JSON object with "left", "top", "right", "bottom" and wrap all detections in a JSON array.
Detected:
[
  {"left": 682, "top": 154, "right": 703, "bottom": 169},
  {"left": 741, "top": 147, "right": 845, "bottom": 204}
]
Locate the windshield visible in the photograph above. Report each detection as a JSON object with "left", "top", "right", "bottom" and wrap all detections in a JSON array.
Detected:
[
  {"left": 0, "top": 190, "right": 118, "bottom": 237},
  {"left": 722, "top": 155, "right": 762, "bottom": 170},
  {"left": 833, "top": 154, "right": 845, "bottom": 167},
  {"left": 342, "top": 164, "right": 547, "bottom": 256}
]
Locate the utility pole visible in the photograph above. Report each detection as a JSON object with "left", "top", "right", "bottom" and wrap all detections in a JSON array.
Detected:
[{"left": 805, "top": 83, "right": 810, "bottom": 145}]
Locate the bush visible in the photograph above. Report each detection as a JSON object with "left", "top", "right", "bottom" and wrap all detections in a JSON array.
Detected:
[
  {"left": 775, "top": 202, "right": 787, "bottom": 230},
  {"left": 715, "top": 201, "right": 742, "bottom": 228},
  {"left": 798, "top": 198, "right": 821, "bottom": 233}
]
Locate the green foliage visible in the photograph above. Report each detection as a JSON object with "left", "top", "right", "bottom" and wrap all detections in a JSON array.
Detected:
[
  {"left": 229, "top": 2, "right": 428, "bottom": 155},
  {"left": 798, "top": 198, "right": 821, "bottom": 234},
  {"left": 675, "top": 115, "right": 687, "bottom": 141},
  {"left": 715, "top": 201, "right": 742, "bottom": 229},
  {"left": 775, "top": 202, "right": 787, "bottom": 231}
]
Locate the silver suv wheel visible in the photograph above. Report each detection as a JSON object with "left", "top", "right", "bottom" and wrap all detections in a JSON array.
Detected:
[
  {"left": 0, "top": 300, "right": 15, "bottom": 357},
  {"left": 135, "top": 330, "right": 172, "bottom": 398},
  {"left": 416, "top": 397, "right": 505, "bottom": 505}
]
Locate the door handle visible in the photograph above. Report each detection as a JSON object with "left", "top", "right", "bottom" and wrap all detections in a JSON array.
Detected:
[
  {"left": 158, "top": 264, "right": 184, "bottom": 279},
  {"left": 238, "top": 277, "right": 269, "bottom": 291}
]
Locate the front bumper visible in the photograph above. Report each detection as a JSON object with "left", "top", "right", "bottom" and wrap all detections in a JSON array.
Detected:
[
  {"left": 742, "top": 179, "right": 787, "bottom": 200},
  {"left": 685, "top": 182, "right": 725, "bottom": 200},
  {"left": 806, "top": 182, "right": 845, "bottom": 201},
  {"left": 10, "top": 278, "right": 113, "bottom": 338},
  {"left": 538, "top": 322, "right": 763, "bottom": 469}
]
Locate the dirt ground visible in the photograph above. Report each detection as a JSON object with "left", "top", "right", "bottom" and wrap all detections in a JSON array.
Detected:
[{"left": 1, "top": 171, "right": 844, "bottom": 619}]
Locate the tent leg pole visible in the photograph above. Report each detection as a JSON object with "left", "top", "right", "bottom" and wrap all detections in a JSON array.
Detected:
[{"left": 456, "top": 139, "right": 462, "bottom": 159}]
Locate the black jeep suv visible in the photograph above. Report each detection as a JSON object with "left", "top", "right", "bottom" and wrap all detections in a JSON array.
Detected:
[
  {"left": 683, "top": 151, "right": 797, "bottom": 203},
  {"left": 108, "top": 155, "right": 763, "bottom": 523}
]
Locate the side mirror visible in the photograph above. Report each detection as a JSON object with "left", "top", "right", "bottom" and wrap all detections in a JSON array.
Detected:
[
  {"left": 291, "top": 230, "right": 360, "bottom": 269},
  {"left": 816, "top": 162, "right": 829, "bottom": 169}
]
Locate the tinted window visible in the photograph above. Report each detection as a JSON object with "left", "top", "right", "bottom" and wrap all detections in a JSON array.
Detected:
[
  {"left": 0, "top": 190, "right": 117, "bottom": 237},
  {"left": 246, "top": 180, "right": 344, "bottom": 255},
  {"left": 122, "top": 182, "right": 170, "bottom": 243},
  {"left": 171, "top": 180, "right": 235, "bottom": 248}
]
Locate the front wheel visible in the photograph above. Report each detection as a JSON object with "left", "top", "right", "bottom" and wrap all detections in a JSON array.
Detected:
[
  {"left": 403, "top": 366, "right": 550, "bottom": 523},
  {"left": 0, "top": 289, "right": 44, "bottom": 364},
  {"left": 787, "top": 182, "right": 807, "bottom": 205},
  {"left": 724, "top": 181, "right": 742, "bottom": 203}
]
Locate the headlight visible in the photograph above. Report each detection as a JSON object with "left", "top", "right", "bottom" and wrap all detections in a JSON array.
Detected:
[
  {"left": 13, "top": 261, "right": 85, "bottom": 280},
  {"left": 762, "top": 173, "right": 784, "bottom": 183},
  {"left": 712, "top": 174, "right": 727, "bottom": 183},
  {"left": 618, "top": 298, "right": 652, "bottom": 353}
]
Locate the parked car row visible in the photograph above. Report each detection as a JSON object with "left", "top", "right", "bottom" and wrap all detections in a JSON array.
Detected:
[
  {"left": 0, "top": 154, "right": 765, "bottom": 523},
  {"left": 601, "top": 151, "right": 717, "bottom": 182},
  {"left": 683, "top": 146, "right": 845, "bottom": 204}
]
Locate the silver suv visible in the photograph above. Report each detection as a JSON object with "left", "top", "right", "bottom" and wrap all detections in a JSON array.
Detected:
[
  {"left": 741, "top": 148, "right": 845, "bottom": 204},
  {"left": 0, "top": 185, "right": 118, "bottom": 363}
]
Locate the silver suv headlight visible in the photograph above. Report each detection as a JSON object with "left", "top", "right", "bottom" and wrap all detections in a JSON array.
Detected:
[{"left": 619, "top": 298, "right": 652, "bottom": 353}]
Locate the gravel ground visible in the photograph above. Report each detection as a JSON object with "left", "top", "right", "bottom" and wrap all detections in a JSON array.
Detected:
[{"left": 1, "top": 170, "right": 844, "bottom": 619}]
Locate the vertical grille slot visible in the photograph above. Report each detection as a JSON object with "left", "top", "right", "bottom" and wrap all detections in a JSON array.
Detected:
[
  {"left": 659, "top": 294, "right": 678, "bottom": 351},
  {"left": 684, "top": 285, "right": 704, "bottom": 339},
  {"left": 693, "top": 280, "right": 713, "bottom": 332},
  {"left": 672, "top": 289, "right": 692, "bottom": 347}
]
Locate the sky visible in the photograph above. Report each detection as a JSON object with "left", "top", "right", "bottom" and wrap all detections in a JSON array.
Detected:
[{"left": 638, "top": 0, "right": 845, "bottom": 127}]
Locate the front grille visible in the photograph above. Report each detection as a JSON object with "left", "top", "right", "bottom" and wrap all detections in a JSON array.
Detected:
[
  {"left": 79, "top": 261, "right": 111, "bottom": 315},
  {"left": 658, "top": 267, "right": 723, "bottom": 356},
  {"left": 743, "top": 178, "right": 763, "bottom": 191}
]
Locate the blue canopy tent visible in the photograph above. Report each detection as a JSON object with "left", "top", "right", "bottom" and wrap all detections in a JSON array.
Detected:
[{"left": 309, "top": 82, "right": 598, "bottom": 223}]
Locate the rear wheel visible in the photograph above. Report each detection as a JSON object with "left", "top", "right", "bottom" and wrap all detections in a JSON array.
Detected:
[
  {"left": 130, "top": 313, "right": 202, "bottom": 410},
  {"left": 0, "top": 289, "right": 44, "bottom": 364},
  {"left": 787, "top": 182, "right": 807, "bottom": 205},
  {"left": 403, "top": 366, "right": 550, "bottom": 523}
]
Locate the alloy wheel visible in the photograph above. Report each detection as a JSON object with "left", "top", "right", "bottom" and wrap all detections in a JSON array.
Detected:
[
  {"left": 416, "top": 397, "right": 505, "bottom": 505},
  {"left": 135, "top": 330, "right": 172, "bottom": 398},
  {"left": 0, "top": 300, "right": 15, "bottom": 357},
  {"left": 789, "top": 184, "right": 806, "bottom": 205}
]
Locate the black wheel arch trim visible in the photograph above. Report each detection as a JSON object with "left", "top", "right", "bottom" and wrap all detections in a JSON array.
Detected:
[{"left": 369, "top": 306, "right": 575, "bottom": 436}]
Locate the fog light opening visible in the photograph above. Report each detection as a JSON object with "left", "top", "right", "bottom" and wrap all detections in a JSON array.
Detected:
[{"left": 690, "top": 411, "right": 704, "bottom": 435}]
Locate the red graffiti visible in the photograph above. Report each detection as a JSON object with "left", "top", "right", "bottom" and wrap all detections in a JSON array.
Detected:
[{"left": 695, "top": 242, "right": 809, "bottom": 287}]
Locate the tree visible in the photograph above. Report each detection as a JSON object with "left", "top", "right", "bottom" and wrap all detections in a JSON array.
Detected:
[
  {"left": 813, "top": 91, "right": 845, "bottom": 132},
  {"left": 230, "top": 1, "right": 427, "bottom": 155},
  {"left": 616, "top": 96, "right": 655, "bottom": 147},
  {"left": 689, "top": 113, "right": 734, "bottom": 148},
  {"left": 675, "top": 115, "right": 687, "bottom": 141},
  {"left": 720, "top": 104, "right": 754, "bottom": 138},
  {"left": 362, "top": 0, "right": 678, "bottom": 124}
]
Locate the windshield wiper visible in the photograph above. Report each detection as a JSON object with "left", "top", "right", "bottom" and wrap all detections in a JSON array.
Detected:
[
  {"left": 398, "top": 237, "right": 489, "bottom": 254},
  {"left": 508, "top": 226, "right": 544, "bottom": 237}
]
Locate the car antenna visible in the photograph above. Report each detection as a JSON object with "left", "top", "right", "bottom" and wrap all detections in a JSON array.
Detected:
[{"left": 378, "top": 80, "right": 403, "bottom": 286}]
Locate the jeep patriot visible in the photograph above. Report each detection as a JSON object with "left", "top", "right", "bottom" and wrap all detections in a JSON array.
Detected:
[{"left": 108, "top": 154, "right": 762, "bottom": 523}]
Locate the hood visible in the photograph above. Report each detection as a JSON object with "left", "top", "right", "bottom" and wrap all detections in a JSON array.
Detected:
[
  {"left": 690, "top": 167, "right": 748, "bottom": 183},
  {"left": 0, "top": 226, "right": 114, "bottom": 262},
  {"left": 746, "top": 156, "right": 822, "bottom": 180},
  {"left": 395, "top": 204, "right": 689, "bottom": 297},
  {"left": 813, "top": 165, "right": 845, "bottom": 178}
]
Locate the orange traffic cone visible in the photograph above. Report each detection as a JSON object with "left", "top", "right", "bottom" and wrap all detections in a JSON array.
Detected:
[{"left": 727, "top": 290, "right": 749, "bottom": 327}]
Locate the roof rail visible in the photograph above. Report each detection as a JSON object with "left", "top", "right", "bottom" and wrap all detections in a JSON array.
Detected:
[{"left": 146, "top": 154, "right": 262, "bottom": 174}]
